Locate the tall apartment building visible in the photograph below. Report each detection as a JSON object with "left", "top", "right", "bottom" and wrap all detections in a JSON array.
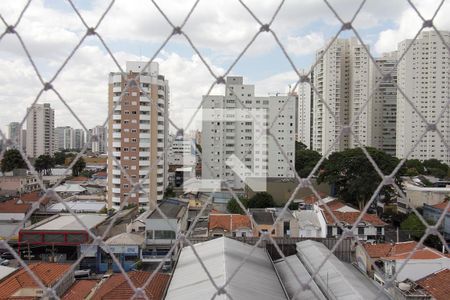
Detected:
[
  {"left": 7, "top": 122, "right": 25, "bottom": 150},
  {"left": 91, "top": 125, "right": 107, "bottom": 154},
  {"left": 55, "top": 126, "right": 74, "bottom": 150},
  {"left": 311, "top": 38, "right": 370, "bottom": 154},
  {"left": 73, "top": 128, "right": 85, "bottom": 150},
  {"left": 202, "top": 76, "right": 296, "bottom": 190},
  {"left": 368, "top": 52, "right": 398, "bottom": 156},
  {"left": 297, "top": 70, "right": 313, "bottom": 148},
  {"left": 26, "top": 103, "right": 55, "bottom": 158},
  {"left": 168, "top": 131, "right": 196, "bottom": 167},
  {"left": 107, "top": 61, "right": 169, "bottom": 210},
  {"left": 396, "top": 31, "right": 450, "bottom": 164}
]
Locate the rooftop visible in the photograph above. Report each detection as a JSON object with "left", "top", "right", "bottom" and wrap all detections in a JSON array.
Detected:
[
  {"left": 46, "top": 201, "right": 106, "bottom": 213},
  {"left": 91, "top": 271, "right": 170, "bottom": 300},
  {"left": 363, "top": 241, "right": 419, "bottom": 258},
  {"left": 166, "top": 237, "right": 287, "bottom": 300},
  {"left": 104, "top": 232, "right": 144, "bottom": 246},
  {"left": 54, "top": 184, "right": 86, "bottom": 193},
  {"left": 417, "top": 268, "right": 450, "bottom": 300},
  {"left": 62, "top": 279, "right": 98, "bottom": 300},
  {"left": 25, "top": 214, "right": 107, "bottom": 231},
  {"left": 0, "top": 263, "right": 70, "bottom": 299},
  {"left": 208, "top": 213, "right": 252, "bottom": 232},
  {"left": 0, "top": 199, "right": 30, "bottom": 214},
  {"left": 249, "top": 209, "right": 275, "bottom": 225},
  {"left": 15, "top": 191, "right": 51, "bottom": 205},
  {"left": 430, "top": 201, "right": 450, "bottom": 212},
  {"left": 322, "top": 210, "right": 386, "bottom": 226},
  {"left": 148, "top": 199, "right": 187, "bottom": 220}
]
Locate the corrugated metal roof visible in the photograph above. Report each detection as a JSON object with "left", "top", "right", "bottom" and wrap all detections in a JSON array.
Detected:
[
  {"left": 105, "top": 232, "right": 144, "bottom": 246},
  {"left": 29, "top": 214, "right": 107, "bottom": 231},
  {"left": 166, "top": 237, "right": 287, "bottom": 300},
  {"left": 0, "top": 265, "right": 17, "bottom": 281},
  {"left": 47, "top": 201, "right": 106, "bottom": 213},
  {"left": 296, "top": 240, "right": 390, "bottom": 299},
  {"left": 274, "top": 255, "right": 326, "bottom": 300}
]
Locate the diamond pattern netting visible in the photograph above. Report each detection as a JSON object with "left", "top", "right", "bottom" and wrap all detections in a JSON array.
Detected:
[{"left": 0, "top": 0, "right": 448, "bottom": 299}]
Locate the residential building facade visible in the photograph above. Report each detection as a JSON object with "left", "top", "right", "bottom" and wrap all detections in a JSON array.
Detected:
[
  {"left": 312, "top": 38, "right": 371, "bottom": 154},
  {"left": 91, "top": 125, "right": 107, "bottom": 154},
  {"left": 26, "top": 103, "right": 55, "bottom": 158},
  {"left": 55, "top": 126, "right": 74, "bottom": 150},
  {"left": 7, "top": 121, "right": 25, "bottom": 150},
  {"left": 369, "top": 52, "right": 398, "bottom": 156},
  {"left": 107, "top": 61, "right": 169, "bottom": 210},
  {"left": 396, "top": 31, "right": 450, "bottom": 164},
  {"left": 202, "top": 76, "right": 296, "bottom": 190}
]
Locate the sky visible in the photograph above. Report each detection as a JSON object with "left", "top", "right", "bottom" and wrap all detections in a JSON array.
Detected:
[{"left": 0, "top": 0, "right": 449, "bottom": 136}]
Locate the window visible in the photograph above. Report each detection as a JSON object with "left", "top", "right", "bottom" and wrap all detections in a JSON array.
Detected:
[
  {"left": 154, "top": 230, "right": 176, "bottom": 239},
  {"left": 358, "top": 227, "right": 364, "bottom": 235}
]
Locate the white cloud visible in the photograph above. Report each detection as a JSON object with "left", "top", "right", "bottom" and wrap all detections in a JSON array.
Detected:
[
  {"left": 375, "top": 0, "right": 450, "bottom": 54},
  {"left": 286, "top": 33, "right": 325, "bottom": 56}
]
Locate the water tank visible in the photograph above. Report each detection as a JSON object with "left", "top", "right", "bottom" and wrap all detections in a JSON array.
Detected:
[{"left": 398, "top": 282, "right": 411, "bottom": 291}]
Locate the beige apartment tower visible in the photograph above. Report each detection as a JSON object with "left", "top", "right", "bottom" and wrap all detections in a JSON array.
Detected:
[{"left": 107, "top": 62, "right": 169, "bottom": 210}]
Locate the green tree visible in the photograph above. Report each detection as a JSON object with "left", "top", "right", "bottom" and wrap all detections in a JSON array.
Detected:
[
  {"left": 423, "top": 159, "right": 449, "bottom": 179},
  {"left": 0, "top": 149, "right": 27, "bottom": 173},
  {"left": 247, "top": 192, "right": 276, "bottom": 208},
  {"left": 404, "top": 159, "right": 425, "bottom": 175},
  {"left": 53, "top": 151, "right": 66, "bottom": 165},
  {"left": 227, "top": 196, "right": 249, "bottom": 214},
  {"left": 71, "top": 157, "right": 86, "bottom": 177},
  {"left": 34, "top": 154, "right": 55, "bottom": 175},
  {"left": 164, "top": 186, "right": 176, "bottom": 198},
  {"left": 400, "top": 213, "right": 426, "bottom": 240},
  {"left": 295, "top": 148, "right": 322, "bottom": 177},
  {"left": 318, "top": 147, "right": 403, "bottom": 210}
]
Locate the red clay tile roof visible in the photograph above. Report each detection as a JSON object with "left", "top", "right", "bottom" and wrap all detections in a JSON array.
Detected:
[
  {"left": 68, "top": 176, "right": 89, "bottom": 182},
  {"left": 363, "top": 243, "right": 393, "bottom": 258},
  {"left": 386, "top": 248, "right": 446, "bottom": 260},
  {"left": 62, "top": 279, "right": 98, "bottom": 300},
  {"left": 208, "top": 214, "right": 252, "bottom": 232},
  {"left": 417, "top": 268, "right": 450, "bottom": 300},
  {"left": 0, "top": 199, "right": 30, "bottom": 214},
  {"left": 363, "top": 241, "right": 419, "bottom": 259},
  {"left": 15, "top": 191, "right": 51, "bottom": 205},
  {"left": 322, "top": 210, "right": 386, "bottom": 226},
  {"left": 431, "top": 201, "right": 450, "bottom": 212},
  {"left": 0, "top": 263, "right": 71, "bottom": 299},
  {"left": 91, "top": 271, "right": 170, "bottom": 300}
]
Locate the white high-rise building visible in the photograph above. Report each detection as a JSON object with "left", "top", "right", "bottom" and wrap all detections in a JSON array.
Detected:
[
  {"left": 202, "top": 76, "right": 296, "bottom": 190},
  {"left": 368, "top": 52, "right": 398, "bottom": 156},
  {"left": 107, "top": 61, "right": 169, "bottom": 210},
  {"left": 55, "top": 126, "right": 74, "bottom": 150},
  {"left": 91, "top": 125, "right": 107, "bottom": 154},
  {"left": 168, "top": 130, "right": 196, "bottom": 166},
  {"left": 73, "top": 128, "right": 85, "bottom": 150},
  {"left": 7, "top": 122, "right": 25, "bottom": 150},
  {"left": 26, "top": 103, "right": 55, "bottom": 158},
  {"left": 396, "top": 31, "right": 450, "bottom": 164},
  {"left": 297, "top": 71, "right": 312, "bottom": 148},
  {"left": 311, "top": 38, "right": 371, "bottom": 154}
]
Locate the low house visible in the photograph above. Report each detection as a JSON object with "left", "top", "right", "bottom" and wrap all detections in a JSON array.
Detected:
[
  {"left": 355, "top": 241, "right": 417, "bottom": 276},
  {"left": 62, "top": 279, "right": 98, "bottom": 300},
  {"left": 208, "top": 212, "right": 253, "bottom": 237},
  {"left": 250, "top": 208, "right": 299, "bottom": 237},
  {"left": 0, "top": 263, "right": 73, "bottom": 299},
  {"left": 398, "top": 181, "right": 450, "bottom": 213},
  {"left": 0, "top": 199, "right": 32, "bottom": 240},
  {"left": 142, "top": 199, "right": 188, "bottom": 265},
  {"left": 296, "top": 194, "right": 386, "bottom": 241},
  {"left": 416, "top": 268, "right": 450, "bottom": 300},
  {"left": 0, "top": 173, "right": 39, "bottom": 196},
  {"left": 372, "top": 243, "right": 450, "bottom": 285},
  {"left": 423, "top": 200, "right": 450, "bottom": 241},
  {"left": 102, "top": 232, "right": 144, "bottom": 272},
  {"left": 90, "top": 271, "right": 170, "bottom": 300}
]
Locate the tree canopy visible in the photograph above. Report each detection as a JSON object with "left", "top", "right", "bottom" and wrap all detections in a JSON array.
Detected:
[
  {"left": 34, "top": 154, "right": 54, "bottom": 175},
  {"left": 227, "top": 196, "right": 249, "bottom": 214},
  {"left": 71, "top": 157, "right": 86, "bottom": 177},
  {"left": 1, "top": 149, "right": 27, "bottom": 173},
  {"left": 318, "top": 147, "right": 403, "bottom": 209},
  {"left": 247, "top": 192, "right": 276, "bottom": 208}
]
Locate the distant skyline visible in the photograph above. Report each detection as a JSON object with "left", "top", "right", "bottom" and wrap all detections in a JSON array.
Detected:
[{"left": 0, "top": 0, "right": 449, "bottom": 135}]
